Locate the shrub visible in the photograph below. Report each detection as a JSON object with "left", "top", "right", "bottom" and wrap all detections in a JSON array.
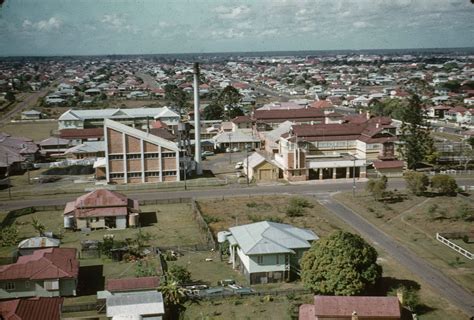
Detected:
[
  {"left": 203, "top": 215, "right": 220, "bottom": 224},
  {"left": 288, "top": 197, "right": 313, "bottom": 209},
  {"left": 43, "top": 165, "right": 94, "bottom": 176},
  {"left": 246, "top": 201, "right": 258, "bottom": 208},
  {"left": 455, "top": 203, "right": 474, "bottom": 221},
  {"left": 0, "top": 225, "right": 18, "bottom": 247},
  {"left": 404, "top": 171, "right": 429, "bottom": 196},
  {"left": 431, "top": 175, "right": 458, "bottom": 195},
  {"left": 167, "top": 265, "right": 191, "bottom": 285},
  {"left": 286, "top": 205, "right": 304, "bottom": 217},
  {"left": 366, "top": 176, "right": 388, "bottom": 200}
]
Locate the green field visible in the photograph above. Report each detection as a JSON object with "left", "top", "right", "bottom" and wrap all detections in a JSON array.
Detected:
[{"left": 0, "top": 121, "right": 57, "bottom": 141}]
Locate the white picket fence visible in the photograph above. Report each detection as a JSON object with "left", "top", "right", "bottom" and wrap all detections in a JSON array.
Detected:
[{"left": 436, "top": 233, "right": 473, "bottom": 260}]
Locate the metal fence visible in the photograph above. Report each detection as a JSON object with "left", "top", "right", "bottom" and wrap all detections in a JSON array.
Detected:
[
  {"left": 191, "top": 198, "right": 217, "bottom": 250},
  {"left": 436, "top": 233, "right": 473, "bottom": 260}
]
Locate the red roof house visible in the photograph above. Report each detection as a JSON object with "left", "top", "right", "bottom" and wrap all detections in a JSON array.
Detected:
[
  {"left": 0, "top": 297, "right": 64, "bottom": 320},
  {"left": 299, "top": 295, "right": 402, "bottom": 320},
  {"left": 0, "top": 248, "right": 79, "bottom": 299},
  {"left": 63, "top": 189, "right": 140, "bottom": 230},
  {"left": 106, "top": 276, "right": 160, "bottom": 293}
]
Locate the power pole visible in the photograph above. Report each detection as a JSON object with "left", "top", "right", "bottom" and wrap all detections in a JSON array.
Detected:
[{"left": 6, "top": 153, "right": 11, "bottom": 200}]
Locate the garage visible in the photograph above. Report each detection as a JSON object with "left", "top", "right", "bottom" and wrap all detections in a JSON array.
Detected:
[{"left": 259, "top": 169, "right": 273, "bottom": 181}]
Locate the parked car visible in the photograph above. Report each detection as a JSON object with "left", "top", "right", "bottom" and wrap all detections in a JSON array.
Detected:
[{"left": 202, "top": 151, "right": 215, "bottom": 157}]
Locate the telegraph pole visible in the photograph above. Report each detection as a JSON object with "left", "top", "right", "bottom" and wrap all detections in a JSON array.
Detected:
[{"left": 6, "top": 153, "right": 11, "bottom": 200}]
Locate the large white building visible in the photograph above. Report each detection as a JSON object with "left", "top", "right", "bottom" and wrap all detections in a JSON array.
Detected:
[{"left": 58, "top": 107, "right": 180, "bottom": 130}]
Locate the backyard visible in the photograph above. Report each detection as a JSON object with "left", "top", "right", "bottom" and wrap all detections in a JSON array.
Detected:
[{"left": 333, "top": 191, "right": 474, "bottom": 294}]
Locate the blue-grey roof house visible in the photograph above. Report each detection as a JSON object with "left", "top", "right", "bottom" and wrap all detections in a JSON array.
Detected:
[{"left": 219, "top": 221, "right": 318, "bottom": 284}]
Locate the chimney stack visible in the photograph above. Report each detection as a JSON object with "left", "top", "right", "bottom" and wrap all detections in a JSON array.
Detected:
[{"left": 193, "top": 62, "right": 203, "bottom": 175}]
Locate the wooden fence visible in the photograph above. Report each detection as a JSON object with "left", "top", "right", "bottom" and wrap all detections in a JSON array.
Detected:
[
  {"left": 436, "top": 233, "right": 473, "bottom": 260},
  {"left": 191, "top": 198, "right": 217, "bottom": 250}
]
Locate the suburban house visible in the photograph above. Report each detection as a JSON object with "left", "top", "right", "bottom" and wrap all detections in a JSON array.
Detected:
[
  {"left": 0, "top": 248, "right": 79, "bottom": 299},
  {"left": 63, "top": 189, "right": 140, "bottom": 230},
  {"left": 243, "top": 152, "right": 282, "bottom": 182},
  {"left": 104, "top": 118, "right": 184, "bottom": 184},
  {"left": 0, "top": 132, "right": 39, "bottom": 176},
  {"left": 38, "top": 137, "right": 71, "bottom": 157},
  {"left": 58, "top": 107, "right": 180, "bottom": 130},
  {"left": 299, "top": 295, "right": 402, "bottom": 320},
  {"left": 445, "top": 106, "right": 473, "bottom": 124},
  {"left": 21, "top": 109, "right": 42, "bottom": 120},
  {"left": 261, "top": 120, "right": 293, "bottom": 154},
  {"left": 106, "top": 291, "right": 165, "bottom": 319},
  {"left": 253, "top": 108, "right": 330, "bottom": 131},
  {"left": 212, "top": 131, "right": 261, "bottom": 152},
  {"left": 106, "top": 276, "right": 160, "bottom": 295},
  {"left": 218, "top": 221, "right": 318, "bottom": 284},
  {"left": 425, "top": 105, "right": 451, "bottom": 119},
  {"left": 274, "top": 117, "right": 400, "bottom": 181},
  {"left": 0, "top": 297, "right": 64, "bottom": 320},
  {"left": 63, "top": 141, "right": 105, "bottom": 159},
  {"left": 59, "top": 128, "right": 104, "bottom": 146}
]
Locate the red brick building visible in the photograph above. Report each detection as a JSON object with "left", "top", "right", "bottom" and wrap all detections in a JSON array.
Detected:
[{"left": 104, "top": 119, "right": 180, "bottom": 184}]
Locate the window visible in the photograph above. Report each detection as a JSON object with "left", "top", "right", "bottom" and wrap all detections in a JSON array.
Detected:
[
  {"left": 162, "top": 152, "right": 176, "bottom": 158},
  {"left": 44, "top": 280, "right": 59, "bottom": 291},
  {"left": 110, "top": 173, "right": 124, "bottom": 178},
  {"left": 276, "top": 255, "right": 279, "bottom": 264},
  {"left": 127, "top": 172, "right": 141, "bottom": 178},
  {"left": 162, "top": 171, "right": 176, "bottom": 176},
  {"left": 256, "top": 255, "right": 263, "bottom": 264},
  {"left": 5, "top": 282, "right": 15, "bottom": 290},
  {"left": 25, "top": 281, "right": 30, "bottom": 288},
  {"left": 127, "top": 154, "right": 141, "bottom": 159},
  {"left": 145, "top": 171, "right": 160, "bottom": 177},
  {"left": 109, "top": 154, "right": 123, "bottom": 160},
  {"left": 144, "top": 153, "right": 159, "bottom": 159}
]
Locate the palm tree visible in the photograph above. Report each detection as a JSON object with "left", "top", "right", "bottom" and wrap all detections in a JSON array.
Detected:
[
  {"left": 31, "top": 217, "right": 45, "bottom": 236},
  {"left": 160, "top": 281, "right": 187, "bottom": 318}
]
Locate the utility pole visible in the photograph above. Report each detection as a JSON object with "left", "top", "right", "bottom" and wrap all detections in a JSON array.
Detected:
[
  {"left": 6, "top": 153, "right": 11, "bottom": 200},
  {"left": 228, "top": 134, "right": 232, "bottom": 164},
  {"left": 246, "top": 144, "right": 250, "bottom": 186},
  {"left": 352, "top": 155, "right": 356, "bottom": 197},
  {"left": 183, "top": 160, "right": 187, "bottom": 191}
]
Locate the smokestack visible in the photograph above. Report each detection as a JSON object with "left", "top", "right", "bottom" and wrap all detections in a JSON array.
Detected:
[{"left": 193, "top": 62, "right": 203, "bottom": 175}]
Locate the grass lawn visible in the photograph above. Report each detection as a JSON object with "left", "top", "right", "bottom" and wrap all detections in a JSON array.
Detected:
[
  {"left": 0, "top": 121, "right": 57, "bottom": 141},
  {"left": 198, "top": 195, "right": 347, "bottom": 238},
  {"left": 333, "top": 191, "right": 474, "bottom": 294},
  {"left": 183, "top": 294, "right": 313, "bottom": 320},
  {"left": 168, "top": 251, "right": 246, "bottom": 286}
]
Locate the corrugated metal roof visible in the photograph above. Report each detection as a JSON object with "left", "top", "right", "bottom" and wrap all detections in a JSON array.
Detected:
[
  {"left": 106, "top": 292, "right": 164, "bottom": 317},
  {"left": 59, "top": 107, "right": 178, "bottom": 121},
  {"left": 18, "top": 237, "right": 60, "bottom": 249},
  {"left": 229, "top": 221, "right": 318, "bottom": 255}
]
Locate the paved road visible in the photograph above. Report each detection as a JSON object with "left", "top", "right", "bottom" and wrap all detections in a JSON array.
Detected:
[
  {"left": 316, "top": 194, "right": 474, "bottom": 316},
  {"left": 2, "top": 177, "right": 474, "bottom": 315}
]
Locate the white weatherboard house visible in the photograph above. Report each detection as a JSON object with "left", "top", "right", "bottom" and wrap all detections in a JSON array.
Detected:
[{"left": 219, "top": 221, "right": 318, "bottom": 284}]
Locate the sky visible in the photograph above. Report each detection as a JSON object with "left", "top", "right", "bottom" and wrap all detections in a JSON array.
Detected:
[{"left": 0, "top": 0, "right": 473, "bottom": 56}]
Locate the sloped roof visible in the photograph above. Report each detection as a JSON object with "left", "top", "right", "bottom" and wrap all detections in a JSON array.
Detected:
[
  {"left": 106, "top": 276, "right": 160, "bottom": 292},
  {"left": 0, "top": 248, "right": 78, "bottom": 281},
  {"left": 213, "top": 131, "right": 260, "bottom": 144},
  {"left": 264, "top": 121, "right": 294, "bottom": 143},
  {"left": 312, "top": 296, "right": 401, "bottom": 318},
  {"left": 105, "top": 119, "right": 179, "bottom": 152},
  {"left": 106, "top": 291, "right": 164, "bottom": 317},
  {"left": 59, "top": 128, "right": 104, "bottom": 139},
  {"left": 64, "top": 141, "right": 104, "bottom": 154},
  {"left": 229, "top": 221, "right": 318, "bottom": 255},
  {"left": 254, "top": 108, "right": 324, "bottom": 121},
  {"left": 58, "top": 107, "right": 179, "bottom": 121},
  {"left": 0, "top": 297, "right": 64, "bottom": 320},
  {"left": 18, "top": 237, "right": 60, "bottom": 250}
]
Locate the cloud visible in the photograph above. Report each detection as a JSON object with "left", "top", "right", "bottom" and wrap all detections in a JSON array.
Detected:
[
  {"left": 100, "top": 14, "right": 139, "bottom": 34},
  {"left": 214, "top": 5, "right": 251, "bottom": 20},
  {"left": 22, "top": 17, "right": 62, "bottom": 32},
  {"left": 353, "top": 21, "right": 373, "bottom": 29}
]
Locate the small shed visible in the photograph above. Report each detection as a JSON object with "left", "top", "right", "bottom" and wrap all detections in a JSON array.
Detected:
[
  {"left": 17, "top": 237, "right": 60, "bottom": 256},
  {"left": 21, "top": 109, "right": 42, "bottom": 120},
  {"left": 106, "top": 291, "right": 165, "bottom": 319},
  {"left": 243, "top": 152, "right": 281, "bottom": 182},
  {"left": 373, "top": 160, "right": 404, "bottom": 177}
]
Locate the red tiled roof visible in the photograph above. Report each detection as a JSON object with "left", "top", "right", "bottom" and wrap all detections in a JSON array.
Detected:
[
  {"left": 106, "top": 276, "right": 160, "bottom": 292},
  {"left": 0, "top": 248, "right": 78, "bottom": 281},
  {"left": 312, "top": 295, "right": 401, "bottom": 318},
  {"left": 64, "top": 189, "right": 139, "bottom": 217},
  {"left": 0, "top": 297, "right": 64, "bottom": 320},
  {"left": 310, "top": 100, "right": 333, "bottom": 109},
  {"left": 373, "top": 160, "right": 405, "bottom": 169},
  {"left": 254, "top": 108, "right": 324, "bottom": 121},
  {"left": 232, "top": 115, "right": 252, "bottom": 124},
  {"left": 59, "top": 128, "right": 104, "bottom": 139}
]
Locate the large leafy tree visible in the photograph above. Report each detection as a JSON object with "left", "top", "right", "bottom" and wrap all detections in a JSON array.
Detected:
[
  {"left": 301, "top": 231, "right": 382, "bottom": 295},
  {"left": 398, "top": 95, "right": 433, "bottom": 170},
  {"left": 203, "top": 102, "right": 224, "bottom": 120},
  {"left": 404, "top": 171, "right": 429, "bottom": 196},
  {"left": 164, "top": 84, "right": 189, "bottom": 113},
  {"left": 218, "top": 85, "right": 241, "bottom": 107}
]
